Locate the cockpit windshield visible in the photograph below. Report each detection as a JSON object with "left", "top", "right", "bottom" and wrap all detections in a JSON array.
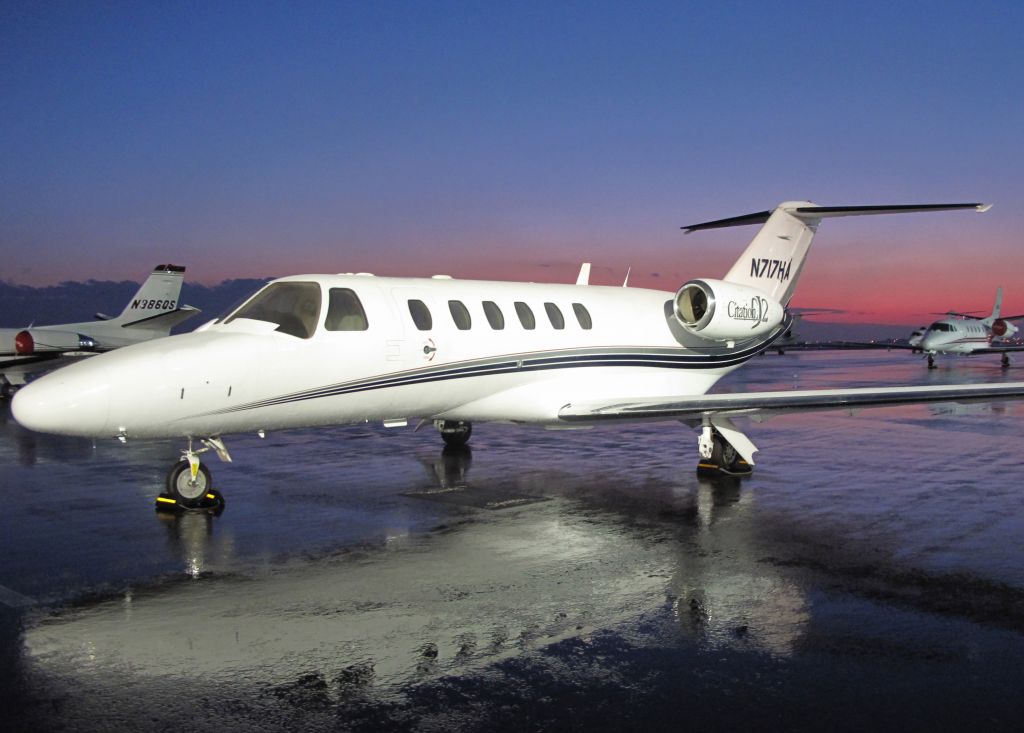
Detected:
[
  {"left": 225, "top": 281, "right": 322, "bottom": 338},
  {"left": 929, "top": 322, "right": 955, "bottom": 332}
]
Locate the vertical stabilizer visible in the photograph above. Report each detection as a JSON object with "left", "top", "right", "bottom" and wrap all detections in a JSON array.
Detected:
[
  {"left": 720, "top": 201, "right": 818, "bottom": 306},
  {"left": 990, "top": 287, "right": 1004, "bottom": 321},
  {"left": 112, "top": 265, "right": 187, "bottom": 327}
]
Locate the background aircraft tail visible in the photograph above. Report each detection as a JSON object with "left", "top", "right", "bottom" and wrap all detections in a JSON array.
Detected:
[
  {"left": 683, "top": 202, "right": 990, "bottom": 307},
  {"left": 987, "top": 287, "right": 1004, "bottom": 323},
  {"left": 980, "top": 286, "right": 1020, "bottom": 341},
  {"left": 110, "top": 264, "right": 197, "bottom": 332}
]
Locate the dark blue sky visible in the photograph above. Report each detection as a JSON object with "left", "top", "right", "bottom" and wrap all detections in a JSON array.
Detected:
[{"left": 2, "top": 1, "right": 1021, "bottom": 321}]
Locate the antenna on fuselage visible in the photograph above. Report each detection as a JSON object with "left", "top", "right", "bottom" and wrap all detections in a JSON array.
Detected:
[
  {"left": 575, "top": 263, "right": 591, "bottom": 285},
  {"left": 622, "top": 266, "right": 631, "bottom": 287}
]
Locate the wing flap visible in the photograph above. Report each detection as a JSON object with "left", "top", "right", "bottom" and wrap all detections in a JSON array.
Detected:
[{"left": 559, "top": 382, "right": 1024, "bottom": 423}]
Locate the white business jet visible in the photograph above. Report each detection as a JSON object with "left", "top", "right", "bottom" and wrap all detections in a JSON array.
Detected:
[
  {"left": 14, "top": 202, "right": 1024, "bottom": 510},
  {"left": 0, "top": 264, "right": 200, "bottom": 396},
  {"left": 916, "top": 288, "right": 1024, "bottom": 368}
]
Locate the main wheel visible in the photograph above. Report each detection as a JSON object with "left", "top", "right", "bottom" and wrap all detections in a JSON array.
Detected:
[
  {"left": 166, "top": 461, "right": 213, "bottom": 508},
  {"left": 438, "top": 420, "right": 472, "bottom": 448},
  {"left": 698, "top": 434, "right": 752, "bottom": 477}
]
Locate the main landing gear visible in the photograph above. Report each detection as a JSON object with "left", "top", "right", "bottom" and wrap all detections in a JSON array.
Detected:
[
  {"left": 1002, "top": 353, "right": 1011, "bottom": 369},
  {"left": 156, "top": 437, "right": 230, "bottom": 514},
  {"left": 435, "top": 419, "right": 472, "bottom": 449},
  {"left": 696, "top": 424, "right": 753, "bottom": 477},
  {"left": 927, "top": 353, "right": 937, "bottom": 369}
]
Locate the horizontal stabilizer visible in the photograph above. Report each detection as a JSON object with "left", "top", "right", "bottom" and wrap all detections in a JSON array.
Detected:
[
  {"left": 683, "top": 203, "right": 989, "bottom": 233},
  {"left": 120, "top": 305, "right": 201, "bottom": 332}
]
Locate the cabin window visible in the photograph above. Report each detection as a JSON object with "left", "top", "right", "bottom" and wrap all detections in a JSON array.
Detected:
[
  {"left": 544, "top": 302, "right": 565, "bottom": 330},
  {"left": 572, "top": 303, "right": 593, "bottom": 330},
  {"left": 408, "top": 299, "right": 432, "bottom": 330},
  {"left": 449, "top": 300, "right": 472, "bottom": 330},
  {"left": 324, "top": 288, "right": 369, "bottom": 331},
  {"left": 483, "top": 301, "right": 505, "bottom": 330},
  {"left": 515, "top": 302, "right": 536, "bottom": 330},
  {"left": 225, "top": 281, "right": 321, "bottom": 339}
]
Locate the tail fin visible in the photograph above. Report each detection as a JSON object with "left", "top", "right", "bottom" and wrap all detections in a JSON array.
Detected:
[
  {"left": 683, "top": 202, "right": 990, "bottom": 307},
  {"left": 110, "top": 264, "right": 190, "bottom": 330},
  {"left": 990, "top": 286, "right": 1004, "bottom": 321}
]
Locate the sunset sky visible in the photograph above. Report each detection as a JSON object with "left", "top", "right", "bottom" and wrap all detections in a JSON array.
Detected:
[{"left": 2, "top": 1, "right": 1022, "bottom": 324}]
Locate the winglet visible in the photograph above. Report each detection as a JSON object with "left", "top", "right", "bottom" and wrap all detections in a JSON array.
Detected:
[{"left": 977, "top": 203, "right": 993, "bottom": 213}]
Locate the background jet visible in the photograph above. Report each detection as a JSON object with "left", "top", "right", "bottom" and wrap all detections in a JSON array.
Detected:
[
  {"left": 0, "top": 264, "right": 199, "bottom": 396},
  {"left": 916, "top": 287, "right": 1024, "bottom": 368}
]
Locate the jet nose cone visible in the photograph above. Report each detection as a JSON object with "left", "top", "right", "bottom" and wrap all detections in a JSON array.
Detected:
[{"left": 12, "top": 373, "right": 111, "bottom": 437}]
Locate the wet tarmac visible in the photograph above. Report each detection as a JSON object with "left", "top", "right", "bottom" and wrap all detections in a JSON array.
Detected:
[{"left": 2, "top": 350, "right": 1024, "bottom": 731}]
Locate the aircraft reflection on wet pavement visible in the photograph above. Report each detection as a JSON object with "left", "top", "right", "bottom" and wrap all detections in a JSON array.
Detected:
[{"left": 21, "top": 447, "right": 807, "bottom": 702}]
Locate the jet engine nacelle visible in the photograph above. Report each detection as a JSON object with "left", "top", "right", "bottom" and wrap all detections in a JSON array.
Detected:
[
  {"left": 14, "top": 330, "right": 98, "bottom": 355},
  {"left": 673, "top": 279, "right": 784, "bottom": 341}
]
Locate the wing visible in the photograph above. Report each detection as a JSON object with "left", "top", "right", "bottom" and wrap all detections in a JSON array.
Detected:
[
  {"left": 966, "top": 345, "right": 1024, "bottom": 355},
  {"left": 559, "top": 382, "right": 1024, "bottom": 423},
  {"left": 0, "top": 352, "right": 92, "bottom": 377}
]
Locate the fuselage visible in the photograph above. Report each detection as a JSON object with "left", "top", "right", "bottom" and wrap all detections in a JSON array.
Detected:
[
  {"left": 917, "top": 317, "right": 1017, "bottom": 355},
  {"left": 12, "top": 274, "right": 784, "bottom": 440},
  {"left": 918, "top": 318, "right": 989, "bottom": 354}
]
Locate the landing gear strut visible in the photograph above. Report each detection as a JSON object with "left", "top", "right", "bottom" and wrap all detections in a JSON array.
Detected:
[
  {"left": 1002, "top": 353, "right": 1011, "bottom": 369},
  {"left": 696, "top": 425, "right": 752, "bottom": 477},
  {"left": 927, "top": 354, "right": 936, "bottom": 369},
  {"left": 435, "top": 420, "right": 472, "bottom": 449},
  {"left": 156, "top": 437, "right": 229, "bottom": 514}
]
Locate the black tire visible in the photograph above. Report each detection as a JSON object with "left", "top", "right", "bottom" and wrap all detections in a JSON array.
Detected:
[
  {"left": 713, "top": 434, "right": 752, "bottom": 476},
  {"left": 166, "top": 461, "right": 213, "bottom": 508},
  {"left": 439, "top": 421, "right": 472, "bottom": 448}
]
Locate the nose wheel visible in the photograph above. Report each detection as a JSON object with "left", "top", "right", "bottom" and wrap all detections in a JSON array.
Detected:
[
  {"left": 167, "top": 461, "right": 213, "bottom": 506},
  {"left": 155, "top": 437, "right": 229, "bottom": 514}
]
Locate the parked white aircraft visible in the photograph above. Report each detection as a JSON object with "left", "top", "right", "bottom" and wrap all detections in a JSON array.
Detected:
[
  {"left": 14, "top": 202, "right": 1024, "bottom": 510},
  {"left": 0, "top": 264, "right": 199, "bottom": 396},
  {"left": 915, "top": 288, "right": 1024, "bottom": 368}
]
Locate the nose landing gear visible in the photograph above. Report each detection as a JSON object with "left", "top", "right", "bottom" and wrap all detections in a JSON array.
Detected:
[{"left": 156, "top": 437, "right": 230, "bottom": 514}]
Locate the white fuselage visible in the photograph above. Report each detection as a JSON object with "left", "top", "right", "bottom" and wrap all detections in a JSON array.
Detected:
[
  {"left": 918, "top": 318, "right": 1013, "bottom": 355},
  {"left": 12, "top": 274, "right": 781, "bottom": 440}
]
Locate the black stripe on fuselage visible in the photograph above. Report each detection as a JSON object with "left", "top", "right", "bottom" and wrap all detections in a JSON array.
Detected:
[{"left": 198, "top": 325, "right": 789, "bottom": 418}]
